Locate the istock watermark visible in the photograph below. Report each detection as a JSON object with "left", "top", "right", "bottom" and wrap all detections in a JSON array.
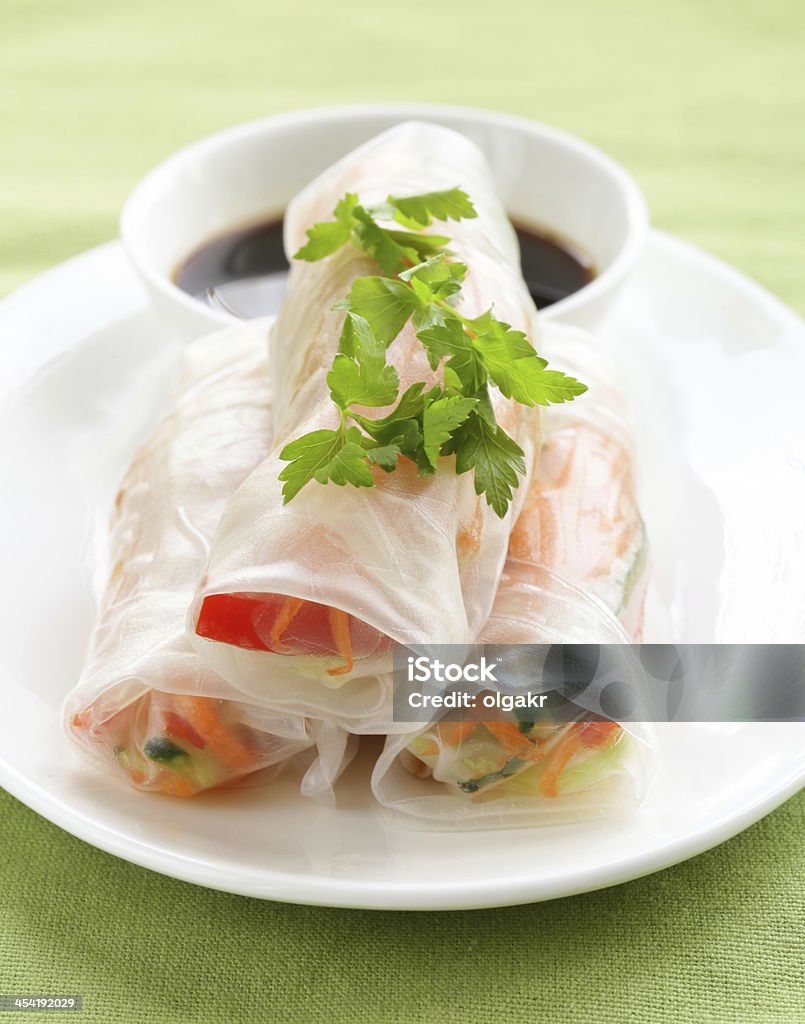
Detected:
[
  {"left": 392, "top": 644, "right": 805, "bottom": 725},
  {"left": 406, "top": 654, "right": 500, "bottom": 684}
]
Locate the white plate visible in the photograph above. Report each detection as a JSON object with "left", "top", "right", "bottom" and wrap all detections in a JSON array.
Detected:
[{"left": 1, "top": 235, "right": 804, "bottom": 910}]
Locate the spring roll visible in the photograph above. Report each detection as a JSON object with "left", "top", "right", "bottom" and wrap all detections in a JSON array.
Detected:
[
  {"left": 373, "top": 326, "right": 653, "bottom": 826},
  {"left": 65, "top": 325, "right": 354, "bottom": 798},
  {"left": 190, "top": 123, "right": 542, "bottom": 731}
]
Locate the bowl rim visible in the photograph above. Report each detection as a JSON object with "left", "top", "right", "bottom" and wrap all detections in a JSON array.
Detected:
[{"left": 120, "top": 101, "right": 649, "bottom": 326}]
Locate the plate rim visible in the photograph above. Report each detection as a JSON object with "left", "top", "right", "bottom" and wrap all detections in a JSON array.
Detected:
[
  {"left": 2, "top": 729, "right": 803, "bottom": 911},
  {"left": 1, "top": 230, "right": 803, "bottom": 911}
]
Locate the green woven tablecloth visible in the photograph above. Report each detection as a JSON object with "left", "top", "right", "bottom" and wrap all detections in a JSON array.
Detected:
[{"left": 2, "top": 1, "right": 804, "bottom": 1020}]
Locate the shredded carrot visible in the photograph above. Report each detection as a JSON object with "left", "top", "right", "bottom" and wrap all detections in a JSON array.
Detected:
[
  {"left": 580, "top": 721, "right": 620, "bottom": 749},
  {"left": 326, "top": 607, "right": 354, "bottom": 676},
  {"left": 163, "top": 710, "right": 205, "bottom": 749},
  {"left": 538, "top": 726, "right": 584, "bottom": 798},
  {"left": 174, "top": 695, "right": 256, "bottom": 772},
  {"left": 118, "top": 759, "right": 168, "bottom": 792},
  {"left": 156, "top": 773, "right": 197, "bottom": 798},
  {"left": 269, "top": 596, "right": 305, "bottom": 651},
  {"left": 484, "top": 721, "right": 533, "bottom": 756},
  {"left": 437, "top": 722, "right": 477, "bottom": 746}
]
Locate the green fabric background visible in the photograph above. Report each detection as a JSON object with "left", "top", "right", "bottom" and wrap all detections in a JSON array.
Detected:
[{"left": 1, "top": 0, "right": 804, "bottom": 1021}]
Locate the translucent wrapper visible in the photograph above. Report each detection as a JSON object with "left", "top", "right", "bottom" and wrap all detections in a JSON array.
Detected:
[
  {"left": 373, "top": 325, "right": 656, "bottom": 827},
  {"left": 64, "top": 325, "right": 355, "bottom": 799},
  {"left": 190, "top": 123, "right": 542, "bottom": 731},
  {"left": 505, "top": 325, "right": 649, "bottom": 640}
]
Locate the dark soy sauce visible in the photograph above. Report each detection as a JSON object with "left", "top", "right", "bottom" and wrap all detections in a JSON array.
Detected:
[{"left": 174, "top": 216, "right": 594, "bottom": 318}]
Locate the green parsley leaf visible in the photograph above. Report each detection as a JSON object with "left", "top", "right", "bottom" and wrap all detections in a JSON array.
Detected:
[
  {"left": 378, "top": 419, "right": 423, "bottom": 455},
  {"left": 367, "top": 381, "right": 428, "bottom": 424},
  {"left": 444, "top": 413, "right": 527, "bottom": 518},
  {"left": 338, "top": 312, "right": 385, "bottom": 361},
  {"left": 354, "top": 383, "right": 428, "bottom": 448},
  {"left": 408, "top": 274, "right": 435, "bottom": 305},
  {"left": 387, "top": 188, "right": 477, "bottom": 228},
  {"left": 335, "top": 276, "right": 421, "bottom": 347},
  {"left": 416, "top": 316, "right": 486, "bottom": 392},
  {"left": 471, "top": 385, "right": 498, "bottom": 427},
  {"left": 294, "top": 220, "right": 351, "bottom": 262},
  {"left": 398, "top": 255, "right": 437, "bottom": 283},
  {"left": 422, "top": 395, "right": 478, "bottom": 468},
  {"left": 442, "top": 364, "right": 464, "bottom": 392},
  {"left": 398, "top": 254, "right": 462, "bottom": 305},
  {"left": 327, "top": 353, "right": 399, "bottom": 409},
  {"left": 526, "top": 366, "right": 588, "bottom": 404},
  {"left": 401, "top": 255, "right": 467, "bottom": 303},
  {"left": 351, "top": 206, "right": 419, "bottom": 275},
  {"left": 385, "top": 230, "right": 451, "bottom": 259},
  {"left": 278, "top": 427, "right": 374, "bottom": 502},
  {"left": 284, "top": 185, "right": 586, "bottom": 512},
  {"left": 356, "top": 380, "right": 430, "bottom": 440},
  {"left": 472, "top": 319, "right": 587, "bottom": 405},
  {"left": 294, "top": 193, "right": 359, "bottom": 261},
  {"left": 363, "top": 441, "right": 402, "bottom": 471}
]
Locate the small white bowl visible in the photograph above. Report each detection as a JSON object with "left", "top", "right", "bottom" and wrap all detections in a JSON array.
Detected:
[{"left": 121, "top": 104, "right": 648, "bottom": 339}]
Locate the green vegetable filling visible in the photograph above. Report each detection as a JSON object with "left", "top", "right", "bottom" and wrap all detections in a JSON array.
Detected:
[
  {"left": 457, "top": 757, "right": 527, "bottom": 793},
  {"left": 143, "top": 737, "right": 188, "bottom": 763}
]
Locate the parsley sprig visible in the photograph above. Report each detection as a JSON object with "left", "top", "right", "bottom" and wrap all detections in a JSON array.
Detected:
[{"left": 279, "top": 188, "right": 586, "bottom": 518}]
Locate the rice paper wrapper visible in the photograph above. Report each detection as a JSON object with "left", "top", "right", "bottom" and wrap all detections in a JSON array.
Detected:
[
  {"left": 510, "top": 324, "right": 649, "bottom": 638},
  {"left": 64, "top": 324, "right": 356, "bottom": 800},
  {"left": 373, "top": 721, "right": 653, "bottom": 831},
  {"left": 189, "top": 122, "right": 543, "bottom": 732},
  {"left": 372, "top": 325, "right": 657, "bottom": 827},
  {"left": 372, "top": 578, "right": 655, "bottom": 829}
]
